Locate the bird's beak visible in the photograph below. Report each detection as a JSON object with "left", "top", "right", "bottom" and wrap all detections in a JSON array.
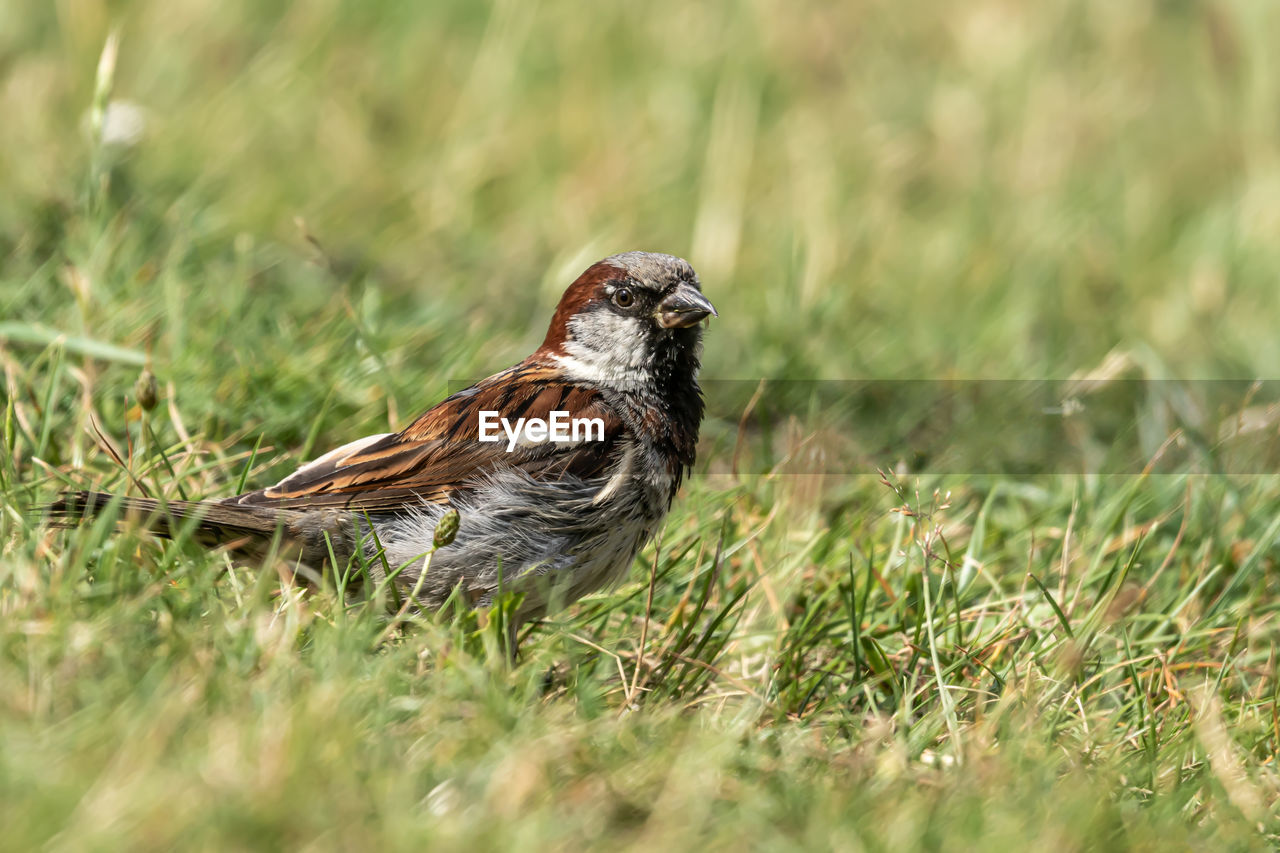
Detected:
[{"left": 656, "top": 283, "right": 718, "bottom": 329}]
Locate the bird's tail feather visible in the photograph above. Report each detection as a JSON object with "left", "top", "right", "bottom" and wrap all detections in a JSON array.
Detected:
[{"left": 40, "top": 490, "right": 294, "bottom": 553}]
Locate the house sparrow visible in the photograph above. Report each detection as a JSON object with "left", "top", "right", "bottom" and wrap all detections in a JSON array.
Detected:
[{"left": 45, "top": 251, "right": 715, "bottom": 623}]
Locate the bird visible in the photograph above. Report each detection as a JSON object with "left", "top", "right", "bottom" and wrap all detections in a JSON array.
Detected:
[{"left": 43, "top": 251, "right": 716, "bottom": 625}]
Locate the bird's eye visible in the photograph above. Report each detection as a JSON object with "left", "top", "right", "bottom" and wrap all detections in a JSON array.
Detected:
[{"left": 612, "top": 287, "right": 635, "bottom": 308}]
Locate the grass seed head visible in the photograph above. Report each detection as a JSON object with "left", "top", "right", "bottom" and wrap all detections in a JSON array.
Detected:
[
  {"left": 434, "top": 509, "right": 460, "bottom": 549},
  {"left": 133, "top": 367, "right": 159, "bottom": 411}
]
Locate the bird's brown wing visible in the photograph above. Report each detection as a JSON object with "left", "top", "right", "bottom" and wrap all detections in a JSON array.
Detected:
[{"left": 229, "top": 362, "right": 626, "bottom": 512}]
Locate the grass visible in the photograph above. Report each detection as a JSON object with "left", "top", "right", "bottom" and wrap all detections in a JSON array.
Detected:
[{"left": 5, "top": 0, "right": 1280, "bottom": 848}]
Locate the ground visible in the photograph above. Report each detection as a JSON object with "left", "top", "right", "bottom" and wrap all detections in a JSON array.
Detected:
[{"left": 5, "top": 1, "right": 1280, "bottom": 849}]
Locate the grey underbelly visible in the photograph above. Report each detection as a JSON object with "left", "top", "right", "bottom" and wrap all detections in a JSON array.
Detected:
[{"left": 363, "top": 472, "right": 659, "bottom": 618}]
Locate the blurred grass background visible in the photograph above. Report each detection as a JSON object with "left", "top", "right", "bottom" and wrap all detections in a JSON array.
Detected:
[{"left": 6, "top": 0, "right": 1280, "bottom": 849}]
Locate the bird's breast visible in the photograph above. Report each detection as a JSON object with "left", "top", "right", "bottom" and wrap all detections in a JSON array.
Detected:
[{"left": 591, "top": 439, "right": 677, "bottom": 519}]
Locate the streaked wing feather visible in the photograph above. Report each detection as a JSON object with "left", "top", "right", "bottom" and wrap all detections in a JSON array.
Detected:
[
  {"left": 230, "top": 363, "right": 625, "bottom": 512},
  {"left": 263, "top": 432, "right": 392, "bottom": 494}
]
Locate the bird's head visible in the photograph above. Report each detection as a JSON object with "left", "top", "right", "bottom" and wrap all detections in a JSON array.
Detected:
[{"left": 538, "top": 251, "right": 716, "bottom": 389}]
